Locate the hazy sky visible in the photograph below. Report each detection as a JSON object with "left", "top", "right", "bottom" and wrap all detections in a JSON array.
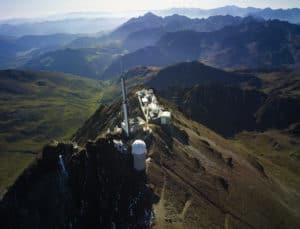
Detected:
[{"left": 0, "top": 0, "right": 300, "bottom": 19}]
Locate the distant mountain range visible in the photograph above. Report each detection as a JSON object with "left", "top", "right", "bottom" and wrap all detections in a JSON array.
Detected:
[
  {"left": 155, "top": 6, "right": 259, "bottom": 17},
  {"left": 19, "top": 14, "right": 247, "bottom": 78},
  {"left": 1, "top": 5, "right": 300, "bottom": 37},
  {"left": 1, "top": 8, "right": 300, "bottom": 79},
  {"left": 103, "top": 17, "right": 300, "bottom": 79},
  {"left": 117, "top": 13, "right": 243, "bottom": 51},
  {"left": 68, "top": 13, "right": 243, "bottom": 50},
  {"left": 0, "top": 17, "right": 126, "bottom": 37},
  {"left": 155, "top": 6, "right": 300, "bottom": 24},
  {"left": 0, "top": 34, "right": 79, "bottom": 68}
]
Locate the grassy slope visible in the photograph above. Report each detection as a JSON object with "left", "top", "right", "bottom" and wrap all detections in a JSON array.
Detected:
[
  {"left": 0, "top": 152, "right": 35, "bottom": 198},
  {"left": 235, "top": 130, "right": 300, "bottom": 201},
  {"left": 236, "top": 71, "right": 300, "bottom": 191},
  {"left": 0, "top": 69, "right": 107, "bottom": 196},
  {"left": 149, "top": 99, "right": 300, "bottom": 228}
]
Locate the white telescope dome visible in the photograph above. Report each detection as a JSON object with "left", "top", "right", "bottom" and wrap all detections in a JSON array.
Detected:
[
  {"left": 132, "top": 140, "right": 147, "bottom": 155},
  {"left": 131, "top": 139, "right": 146, "bottom": 171}
]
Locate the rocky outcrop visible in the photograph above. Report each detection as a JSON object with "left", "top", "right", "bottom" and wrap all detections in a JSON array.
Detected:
[
  {"left": 0, "top": 141, "right": 74, "bottom": 229},
  {"left": 0, "top": 137, "right": 156, "bottom": 228}
]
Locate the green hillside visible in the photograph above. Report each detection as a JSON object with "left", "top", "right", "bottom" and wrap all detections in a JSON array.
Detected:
[
  {"left": 0, "top": 69, "right": 106, "bottom": 196},
  {"left": 0, "top": 69, "right": 108, "bottom": 152}
]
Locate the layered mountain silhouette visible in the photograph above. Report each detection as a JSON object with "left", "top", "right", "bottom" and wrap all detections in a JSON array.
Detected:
[
  {"left": 157, "top": 6, "right": 300, "bottom": 24},
  {"left": 0, "top": 17, "right": 125, "bottom": 37},
  {"left": 3, "top": 13, "right": 300, "bottom": 80},
  {"left": 103, "top": 17, "right": 300, "bottom": 79},
  {"left": 0, "top": 34, "right": 78, "bottom": 68},
  {"left": 68, "top": 14, "right": 243, "bottom": 50},
  {"left": 18, "top": 14, "right": 246, "bottom": 78},
  {"left": 127, "top": 61, "right": 300, "bottom": 137}
]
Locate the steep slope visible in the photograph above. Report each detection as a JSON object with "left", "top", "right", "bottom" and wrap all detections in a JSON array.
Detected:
[
  {"left": 111, "top": 12, "right": 164, "bottom": 39},
  {"left": 81, "top": 84, "right": 300, "bottom": 228},
  {"left": 147, "top": 61, "right": 260, "bottom": 90},
  {"left": 108, "top": 62, "right": 300, "bottom": 138},
  {"left": 73, "top": 87, "right": 300, "bottom": 228},
  {"left": 145, "top": 100, "right": 300, "bottom": 228},
  {"left": 2, "top": 88, "right": 299, "bottom": 228},
  {"left": 143, "top": 62, "right": 300, "bottom": 137},
  {"left": 0, "top": 69, "right": 108, "bottom": 196},
  {"left": 103, "top": 18, "right": 300, "bottom": 79}
]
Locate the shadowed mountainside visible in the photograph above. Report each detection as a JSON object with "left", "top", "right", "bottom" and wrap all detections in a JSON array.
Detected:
[
  {"left": 144, "top": 62, "right": 300, "bottom": 137},
  {"left": 103, "top": 18, "right": 300, "bottom": 79}
]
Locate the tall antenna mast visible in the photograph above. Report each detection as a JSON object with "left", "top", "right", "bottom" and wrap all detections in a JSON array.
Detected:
[{"left": 120, "top": 61, "right": 130, "bottom": 137}]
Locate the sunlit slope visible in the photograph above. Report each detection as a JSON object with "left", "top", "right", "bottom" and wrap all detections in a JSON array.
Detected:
[{"left": 0, "top": 69, "right": 105, "bottom": 153}]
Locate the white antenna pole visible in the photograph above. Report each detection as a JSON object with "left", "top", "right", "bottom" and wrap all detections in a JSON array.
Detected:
[{"left": 120, "top": 60, "right": 130, "bottom": 137}]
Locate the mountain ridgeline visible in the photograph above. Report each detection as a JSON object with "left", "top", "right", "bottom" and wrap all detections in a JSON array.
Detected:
[
  {"left": 103, "top": 18, "right": 300, "bottom": 79},
  {"left": 1, "top": 12, "right": 300, "bottom": 80},
  {"left": 156, "top": 6, "right": 300, "bottom": 24},
  {"left": 139, "top": 61, "right": 300, "bottom": 137},
  {"left": 11, "top": 14, "right": 248, "bottom": 79}
]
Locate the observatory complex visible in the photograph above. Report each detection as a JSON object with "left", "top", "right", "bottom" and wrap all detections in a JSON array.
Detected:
[{"left": 109, "top": 75, "right": 172, "bottom": 172}]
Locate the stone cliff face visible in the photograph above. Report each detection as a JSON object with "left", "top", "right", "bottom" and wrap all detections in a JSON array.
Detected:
[
  {"left": 68, "top": 138, "right": 155, "bottom": 228},
  {"left": 0, "top": 142, "right": 74, "bottom": 228},
  {"left": 179, "top": 84, "right": 267, "bottom": 137},
  {"left": 0, "top": 138, "right": 155, "bottom": 228},
  {"left": 175, "top": 84, "right": 300, "bottom": 137},
  {"left": 143, "top": 62, "right": 300, "bottom": 138}
]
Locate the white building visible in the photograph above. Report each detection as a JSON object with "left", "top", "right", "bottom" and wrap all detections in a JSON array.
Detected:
[
  {"left": 160, "top": 111, "right": 172, "bottom": 125},
  {"left": 148, "top": 103, "right": 159, "bottom": 114},
  {"left": 142, "top": 97, "right": 149, "bottom": 105},
  {"left": 131, "top": 139, "right": 147, "bottom": 171}
]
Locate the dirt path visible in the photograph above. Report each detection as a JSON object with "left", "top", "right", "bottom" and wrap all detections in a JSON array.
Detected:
[
  {"left": 153, "top": 173, "right": 167, "bottom": 228},
  {"left": 180, "top": 199, "right": 192, "bottom": 219}
]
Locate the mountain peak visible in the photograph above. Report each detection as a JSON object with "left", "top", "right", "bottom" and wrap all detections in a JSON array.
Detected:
[{"left": 143, "top": 12, "right": 158, "bottom": 18}]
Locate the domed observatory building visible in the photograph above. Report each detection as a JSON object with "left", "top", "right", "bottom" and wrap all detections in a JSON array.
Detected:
[{"left": 131, "top": 140, "right": 147, "bottom": 171}]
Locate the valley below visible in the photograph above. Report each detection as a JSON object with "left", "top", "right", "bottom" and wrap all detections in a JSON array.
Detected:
[{"left": 0, "top": 70, "right": 107, "bottom": 196}]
